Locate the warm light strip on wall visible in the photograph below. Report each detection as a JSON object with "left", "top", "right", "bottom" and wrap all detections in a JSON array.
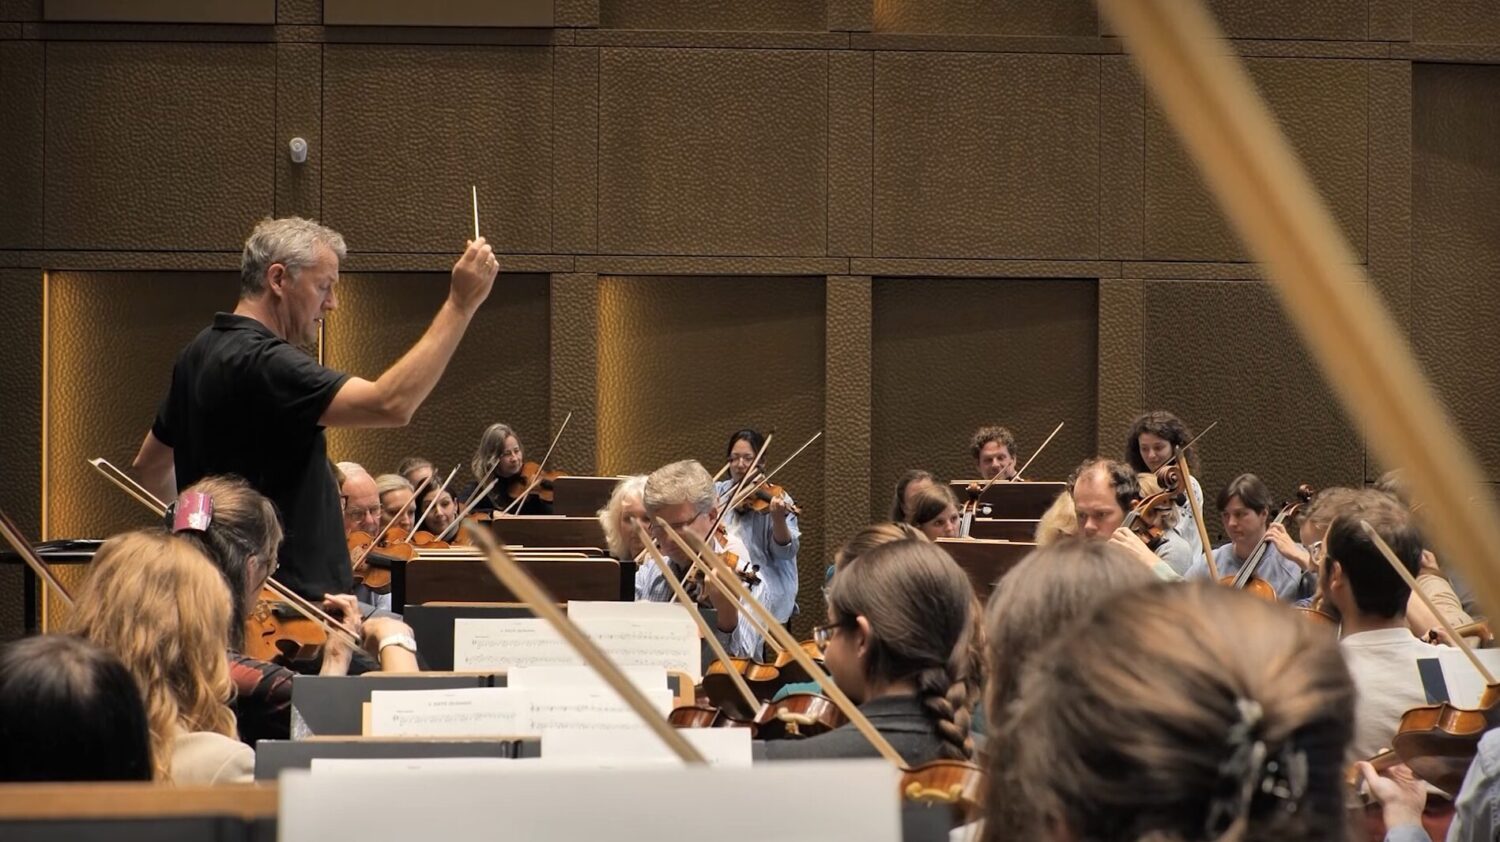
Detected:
[{"left": 39, "top": 269, "right": 50, "bottom": 630}]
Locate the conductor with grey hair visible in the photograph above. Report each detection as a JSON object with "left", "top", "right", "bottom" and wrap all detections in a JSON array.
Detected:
[{"left": 133, "top": 217, "right": 499, "bottom": 600}]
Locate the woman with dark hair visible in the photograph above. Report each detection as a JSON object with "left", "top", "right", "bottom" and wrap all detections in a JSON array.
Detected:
[
  {"left": 905, "top": 482, "right": 962, "bottom": 540},
  {"left": 1186, "top": 473, "right": 1313, "bottom": 602},
  {"left": 890, "top": 469, "right": 936, "bottom": 522},
  {"left": 1125, "top": 410, "right": 1206, "bottom": 560},
  {"left": 761, "top": 539, "right": 977, "bottom": 763},
  {"left": 0, "top": 634, "right": 153, "bottom": 782},
  {"left": 716, "top": 428, "right": 800, "bottom": 636}
]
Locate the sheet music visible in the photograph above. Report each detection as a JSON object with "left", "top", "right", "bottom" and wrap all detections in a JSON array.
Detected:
[
  {"left": 525, "top": 687, "right": 673, "bottom": 734},
  {"left": 508, "top": 665, "right": 668, "bottom": 697},
  {"left": 1429, "top": 648, "right": 1500, "bottom": 707},
  {"left": 542, "top": 727, "right": 752, "bottom": 768},
  {"left": 368, "top": 687, "right": 529, "bottom": 737},
  {"left": 567, "top": 600, "right": 695, "bottom": 624},
  {"left": 311, "top": 757, "right": 517, "bottom": 774},
  {"left": 454, "top": 617, "right": 701, "bottom": 681}
]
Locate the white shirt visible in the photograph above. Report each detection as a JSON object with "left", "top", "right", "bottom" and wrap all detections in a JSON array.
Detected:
[{"left": 1341, "top": 626, "right": 1441, "bottom": 761}]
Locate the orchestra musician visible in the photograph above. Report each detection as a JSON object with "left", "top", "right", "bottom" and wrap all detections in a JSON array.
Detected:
[
  {"left": 634, "top": 460, "right": 747, "bottom": 652},
  {"left": 414, "top": 482, "right": 458, "bottom": 537},
  {"left": 889, "top": 469, "right": 936, "bottom": 522},
  {"left": 337, "top": 462, "right": 389, "bottom": 610},
  {"left": 0, "top": 635, "right": 153, "bottom": 783},
  {"left": 458, "top": 422, "right": 553, "bottom": 516},
  {"left": 131, "top": 217, "right": 499, "bottom": 602},
  {"left": 715, "top": 429, "right": 800, "bottom": 620},
  {"left": 971, "top": 425, "right": 1019, "bottom": 482},
  {"left": 397, "top": 456, "right": 433, "bottom": 490},
  {"left": 994, "top": 583, "right": 1354, "bottom": 841},
  {"left": 761, "top": 538, "right": 977, "bottom": 763},
  {"left": 1067, "top": 458, "right": 1185, "bottom": 581},
  {"left": 374, "top": 474, "right": 416, "bottom": 535},
  {"left": 1185, "top": 473, "right": 1313, "bottom": 601},
  {"left": 905, "top": 482, "right": 962, "bottom": 540},
  {"left": 597, "top": 475, "right": 648, "bottom": 562},
  {"left": 66, "top": 530, "right": 253, "bottom": 784},
  {"left": 1124, "top": 410, "right": 1207, "bottom": 561}
]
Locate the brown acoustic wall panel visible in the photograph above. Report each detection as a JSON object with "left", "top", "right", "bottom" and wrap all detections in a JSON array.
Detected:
[
  {"left": 872, "top": 52, "right": 1100, "bottom": 259},
  {"left": 322, "top": 45, "right": 553, "bottom": 254},
  {"left": 0, "top": 43, "right": 43, "bottom": 250},
  {"left": 870, "top": 278, "right": 1097, "bottom": 521},
  {"left": 600, "top": 0, "right": 825, "bottom": 32},
  {"left": 1414, "top": 0, "right": 1500, "bottom": 44},
  {"left": 1203, "top": 0, "right": 1367, "bottom": 39},
  {"left": 44, "top": 0, "right": 274, "bottom": 22},
  {"left": 1144, "top": 58, "right": 1367, "bottom": 263},
  {"left": 1096, "top": 278, "right": 1143, "bottom": 452},
  {"left": 873, "top": 0, "right": 1096, "bottom": 36},
  {"left": 596, "top": 275, "right": 825, "bottom": 625},
  {"left": 43, "top": 43, "right": 276, "bottom": 251},
  {"left": 598, "top": 48, "right": 828, "bottom": 257},
  {"left": 324, "top": 273, "right": 551, "bottom": 487},
  {"left": 1413, "top": 64, "right": 1500, "bottom": 480},
  {"left": 1140, "top": 280, "right": 1363, "bottom": 539},
  {"left": 825, "top": 276, "right": 872, "bottom": 557},
  {"left": 0, "top": 271, "right": 41, "bottom": 641},
  {"left": 45, "top": 272, "right": 237, "bottom": 630}
]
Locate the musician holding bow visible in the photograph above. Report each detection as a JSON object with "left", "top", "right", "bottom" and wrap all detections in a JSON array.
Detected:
[
  {"left": 715, "top": 429, "right": 800, "bottom": 625},
  {"left": 132, "top": 217, "right": 499, "bottom": 602}
]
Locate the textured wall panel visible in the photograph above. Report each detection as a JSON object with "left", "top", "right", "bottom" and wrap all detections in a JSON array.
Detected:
[
  {"left": 1144, "top": 58, "right": 1367, "bottom": 262},
  {"left": 828, "top": 50, "right": 873, "bottom": 258},
  {"left": 828, "top": 0, "right": 871, "bottom": 32},
  {"left": 322, "top": 45, "right": 552, "bottom": 253},
  {"left": 1367, "top": 62, "right": 1412, "bottom": 340},
  {"left": 554, "top": 47, "right": 599, "bottom": 255},
  {"left": 825, "top": 275, "right": 871, "bottom": 559},
  {"left": 0, "top": 43, "right": 43, "bottom": 250},
  {"left": 1413, "top": 64, "right": 1500, "bottom": 479},
  {"left": 1142, "top": 280, "right": 1363, "bottom": 535},
  {"left": 1203, "top": 0, "right": 1366, "bottom": 39},
  {"left": 0, "top": 271, "right": 41, "bottom": 641},
  {"left": 873, "top": 53, "right": 1099, "bottom": 259},
  {"left": 46, "top": 272, "right": 234, "bottom": 542},
  {"left": 550, "top": 273, "right": 598, "bottom": 475},
  {"left": 44, "top": 0, "right": 274, "bottom": 22},
  {"left": 1414, "top": 0, "right": 1500, "bottom": 44},
  {"left": 1096, "top": 278, "right": 1142, "bottom": 454},
  {"left": 1099, "top": 55, "right": 1143, "bottom": 260},
  {"left": 1368, "top": 0, "right": 1411, "bottom": 40},
  {"left": 871, "top": 278, "right": 1097, "bottom": 519},
  {"left": 873, "top": 0, "right": 1096, "bottom": 36},
  {"left": 44, "top": 43, "right": 275, "bottom": 250},
  {"left": 275, "top": 43, "right": 321, "bottom": 220},
  {"left": 600, "top": 0, "right": 824, "bottom": 31},
  {"left": 324, "top": 273, "right": 551, "bottom": 487},
  {"left": 597, "top": 275, "right": 825, "bottom": 627},
  {"left": 598, "top": 48, "right": 828, "bottom": 256}
]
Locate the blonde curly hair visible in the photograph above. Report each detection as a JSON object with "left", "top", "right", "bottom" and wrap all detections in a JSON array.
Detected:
[{"left": 67, "top": 530, "right": 237, "bottom": 782}]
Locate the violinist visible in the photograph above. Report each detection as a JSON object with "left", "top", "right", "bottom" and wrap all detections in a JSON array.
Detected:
[
  {"left": 1377, "top": 468, "right": 1483, "bottom": 620},
  {"left": 1364, "top": 729, "right": 1500, "bottom": 842},
  {"left": 1068, "top": 458, "right": 1183, "bottom": 581},
  {"left": 970, "top": 425, "right": 1018, "bottom": 481},
  {"left": 1325, "top": 492, "right": 1444, "bottom": 761},
  {"left": 993, "top": 583, "right": 1354, "bottom": 842},
  {"left": 715, "top": 430, "right": 800, "bottom": 611},
  {"left": 761, "top": 539, "right": 976, "bottom": 764},
  {"left": 635, "top": 460, "right": 747, "bottom": 652},
  {"left": 1125, "top": 410, "right": 1206, "bottom": 560},
  {"left": 414, "top": 482, "right": 457, "bottom": 537},
  {"left": 67, "top": 530, "right": 254, "bottom": 784},
  {"left": 132, "top": 217, "right": 499, "bottom": 603},
  {"left": 397, "top": 456, "right": 433, "bottom": 489},
  {"left": 458, "top": 422, "right": 553, "bottom": 516},
  {"left": 977, "top": 539, "right": 1157, "bottom": 840},
  {"left": 374, "top": 473, "right": 416, "bottom": 534},
  {"left": 905, "top": 482, "right": 962, "bottom": 540},
  {"left": 1186, "top": 473, "right": 1312, "bottom": 601},
  {"left": 597, "top": 475, "right": 648, "bottom": 562},
  {"left": 337, "top": 462, "right": 381, "bottom": 536},
  {"left": 173, "top": 476, "right": 418, "bottom": 745},
  {"left": 889, "top": 469, "right": 936, "bottom": 522}
]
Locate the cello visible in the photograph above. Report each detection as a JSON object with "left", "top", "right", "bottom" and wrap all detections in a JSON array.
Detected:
[{"left": 1221, "top": 483, "right": 1315, "bottom": 602}]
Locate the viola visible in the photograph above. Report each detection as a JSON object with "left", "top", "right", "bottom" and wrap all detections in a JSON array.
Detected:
[
  {"left": 668, "top": 704, "right": 753, "bottom": 729},
  {"left": 1221, "top": 483, "right": 1315, "bottom": 602},
  {"left": 1122, "top": 489, "right": 1177, "bottom": 550},
  {"left": 1385, "top": 684, "right": 1500, "bottom": 794},
  {"left": 734, "top": 476, "right": 803, "bottom": 516},
  {"left": 506, "top": 461, "right": 563, "bottom": 505},
  {"left": 900, "top": 760, "right": 986, "bottom": 821},
  {"left": 243, "top": 584, "right": 329, "bottom": 668},
  {"left": 752, "top": 692, "right": 847, "bottom": 740}
]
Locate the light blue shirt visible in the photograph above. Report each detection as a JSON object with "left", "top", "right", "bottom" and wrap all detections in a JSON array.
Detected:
[
  {"left": 634, "top": 527, "right": 778, "bottom": 659},
  {"left": 715, "top": 479, "right": 800, "bottom": 625},
  {"left": 1186, "top": 541, "right": 1310, "bottom": 602},
  {"left": 1169, "top": 475, "right": 1205, "bottom": 561}
]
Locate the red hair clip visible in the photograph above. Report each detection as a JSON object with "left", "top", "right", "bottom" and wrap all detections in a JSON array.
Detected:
[{"left": 173, "top": 491, "right": 214, "bottom": 533}]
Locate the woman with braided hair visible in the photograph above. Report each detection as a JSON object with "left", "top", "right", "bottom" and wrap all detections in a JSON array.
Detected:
[
  {"left": 992, "top": 583, "right": 1354, "bottom": 841},
  {"left": 761, "top": 538, "right": 976, "bottom": 763}
]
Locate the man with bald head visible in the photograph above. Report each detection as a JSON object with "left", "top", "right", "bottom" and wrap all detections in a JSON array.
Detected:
[{"left": 1068, "top": 457, "right": 1184, "bottom": 581}]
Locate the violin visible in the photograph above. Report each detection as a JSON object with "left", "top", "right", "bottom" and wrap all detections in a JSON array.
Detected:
[
  {"left": 901, "top": 760, "right": 986, "bottom": 825},
  {"left": 1385, "top": 683, "right": 1500, "bottom": 795},
  {"left": 1122, "top": 489, "right": 1178, "bottom": 550},
  {"left": 668, "top": 704, "right": 754, "bottom": 729},
  {"left": 243, "top": 587, "right": 328, "bottom": 668},
  {"left": 506, "top": 461, "right": 563, "bottom": 505},
  {"left": 752, "top": 692, "right": 847, "bottom": 740},
  {"left": 1296, "top": 595, "right": 1340, "bottom": 629},
  {"left": 734, "top": 475, "right": 803, "bottom": 516},
  {"left": 347, "top": 528, "right": 415, "bottom": 593},
  {"left": 1221, "top": 483, "right": 1315, "bottom": 601}
]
